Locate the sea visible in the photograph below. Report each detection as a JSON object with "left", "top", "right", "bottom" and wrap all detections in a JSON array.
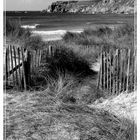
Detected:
[{"left": 5, "top": 11, "right": 134, "bottom": 41}]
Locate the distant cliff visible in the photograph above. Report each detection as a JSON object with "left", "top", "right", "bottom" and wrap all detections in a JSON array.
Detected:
[
  {"left": 47, "top": 1, "right": 78, "bottom": 13},
  {"left": 46, "top": 0, "right": 135, "bottom": 14}
]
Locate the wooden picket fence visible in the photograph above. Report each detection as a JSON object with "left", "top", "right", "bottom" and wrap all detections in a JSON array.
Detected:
[
  {"left": 97, "top": 48, "right": 136, "bottom": 94},
  {"left": 4, "top": 45, "right": 42, "bottom": 90},
  {"left": 4, "top": 45, "right": 136, "bottom": 94}
]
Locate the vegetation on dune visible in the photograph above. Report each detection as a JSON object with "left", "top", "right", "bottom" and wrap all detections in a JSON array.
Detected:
[
  {"left": 5, "top": 18, "right": 31, "bottom": 41},
  {"left": 5, "top": 18, "right": 45, "bottom": 51},
  {"left": 24, "top": 36, "right": 45, "bottom": 50},
  {"left": 62, "top": 24, "right": 134, "bottom": 49},
  {"left": 4, "top": 19, "right": 136, "bottom": 140}
]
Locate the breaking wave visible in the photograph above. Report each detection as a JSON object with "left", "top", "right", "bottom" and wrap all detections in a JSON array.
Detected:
[
  {"left": 21, "top": 24, "right": 40, "bottom": 29},
  {"left": 31, "top": 29, "right": 83, "bottom": 41}
]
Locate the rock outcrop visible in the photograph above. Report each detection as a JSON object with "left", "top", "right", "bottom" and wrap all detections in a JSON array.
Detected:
[
  {"left": 47, "top": 1, "right": 78, "bottom": 13},
  {"left": 46, "top": 0, "right": 135, "bottom": 14}
]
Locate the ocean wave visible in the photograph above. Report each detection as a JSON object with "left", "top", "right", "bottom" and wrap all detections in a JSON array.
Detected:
[
  {"left": 31, "top": 29, "right": 83, "bottom": 41},
  {"left": 32, "top": 29, "right": 83, "bottom": 35},
  {"left": 32, "top": 30, "right": 67, "bottom": 35},
  {"left": 21, "top": 24, "right": 40, "bottom": 29}
]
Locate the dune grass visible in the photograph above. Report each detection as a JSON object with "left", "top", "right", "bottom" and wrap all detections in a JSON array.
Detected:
[
  {"left": 5, "top": 18, "right": 45, "bottom": 51},
  {"left": 5, "top": 18, "right": 31, "bottom": 43},
  {"left": 62, "top": 24, "right": 134, "bottom": 49}
]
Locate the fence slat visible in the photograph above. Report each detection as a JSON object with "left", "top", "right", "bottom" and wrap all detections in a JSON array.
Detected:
[
  {"left": 119, "top": 49, "right": 123, "bottom": 93},
  {"left": 21, "top": 47, "right": 27, "bottom": 90},
  {"left": 5, "top": 47, "right": 9, "bottom": 85},
  {"left": 7, "top": 46, "right": 11, "bottom": 85},
  {"left": 109, "top": 50, "right": 112, "bottom": 94},
  {"left": 112, "top": 50, "right": 116, "bottom": 94},
  {"left": 122, "top": 50, "right": 127, "bottom": 92},
  {"left": 134, "top": 48, "right": 137, "bottom": 91},
  {"left": 13, "top": 46, "right": 19, "bottom": 87},
  {"left": 115, "top": 49, "right": 118, "bottom": 94},
  {"left": 106, "top": 51, "right": 109, "bottom": 91},
  {"left": 97, "top": 52, "right": 102, "bottom": 89},
  {"left": 10, "top": 45, "right": 15, "bottom": 86},
  {"left": 117, "top": 49, "right": 120, "bottom": 95},
  {"left": 17, "top": 48, "right": 22, "bottom": 89},
  {"left": 126, "top": 49, "right": 130, "bottom": 92},
  {"left": 103, "top": 52, "right": 106, "bottom": 90}
]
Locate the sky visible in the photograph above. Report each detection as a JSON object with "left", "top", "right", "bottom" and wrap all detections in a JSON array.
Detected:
[{"left": 5, "top": 0, "right": 69, "bottom": 11}]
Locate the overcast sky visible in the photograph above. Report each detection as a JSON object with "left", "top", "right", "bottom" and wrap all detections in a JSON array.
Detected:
[{"left": 5, "top": 0, "right": 68, "bottom": 11}]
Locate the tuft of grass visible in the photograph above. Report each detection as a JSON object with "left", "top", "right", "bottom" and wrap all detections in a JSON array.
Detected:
[
  {"left": 5, "top": 18, "right": 46, "bottom": 51},
  {"left": 5, "top": 18, "right": 31, "bottom": 42},
  {"left": 24, "top": 35, "right": 45, "bottom": 51}
]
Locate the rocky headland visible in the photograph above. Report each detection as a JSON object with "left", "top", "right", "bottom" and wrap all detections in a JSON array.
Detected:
[{"left": 45, "top": 0, "right": 135, "bottom": 14}]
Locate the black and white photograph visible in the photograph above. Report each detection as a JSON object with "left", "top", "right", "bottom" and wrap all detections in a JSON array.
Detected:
[{"left": 3, "top": 0, "right": 137, "bottom": 140}]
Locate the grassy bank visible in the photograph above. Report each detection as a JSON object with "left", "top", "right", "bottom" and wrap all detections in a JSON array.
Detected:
[{"left": 4, "top": 81, "right": 136, "bottom": 140}]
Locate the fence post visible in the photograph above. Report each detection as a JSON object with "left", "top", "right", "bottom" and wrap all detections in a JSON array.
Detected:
[
  {"left": 97, "top": 52, "right": 102, "bottom": 89},
  {"left": 115, "top": 49, "right": 118, "bottom": 94},
  {"left": 106, "top": 51, "right": 109, "bottom": 92},
  {"left": 109, "top": 50, "right": 112, "bottom": 94},
  {"left": 103, "top": 52, "right": 106, "bottom": 90},
  {"left": 122, "top": 50, "right": 127, "bottom": 92},
  {"left": 13, "top": 46, "right": 19, "bottom": 87},
  {"left": 10, "top": 45, "right": 15, "bottom": 86},
  {"left": 134, "top": 48, "right": 137, "bottom": 91},
  {"left": 21, "top": 47, "right": 27, "bottom": 90},
  {"left": 5, "top": 46, "right": 9, "bottom": 86},
  {"left": 117, "top": 49, "right": 120, "bottom": 95},
  {"left": 126, "top": 49, "right": 130, "bottom": 92},
  {"left": 17, "top": 47, "right": 22, "bottom": 89},
  {"left": 119, "top": 49, "right": 123, "bottom": 93},
  {"left": 112, "top": 50, "right": 116, "bottom": 94},
  {"left": 24, "top": 49, "right": 31, "bottom": 89}
]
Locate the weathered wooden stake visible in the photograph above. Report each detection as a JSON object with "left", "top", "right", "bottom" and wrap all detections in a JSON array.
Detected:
[
  {"left": 109, "top": 50, "right": 112, "bottom": 94},
  {"left": 10, "top": 45, "right": 15, "bottom": 86},
  {"left": 17, "top": 47, "right": 22, "bottom": 89},
  {"left": 13, "top": 46, "right": 18, "bottom": 87},
  {"left": 115, "top": 49, "right": 118, "bottom": 94},
  {"left": 5, "top": 47, "right": 8, "bottom": 85},
  {"left": 126, "top": 49, "right": 130, "bottom": 92},
  {"left": 119, "top": 49, "right": 123, "bottom": 93},
  {"left": 112, "top": 50, "right": 116, "bottom": 94},
  {"left": 21, "top": 47, "right": 27, "bottom": 90},
  {"left": 134, "top": 48, "right": 137, "bottom": 91},
  {"left": 106, "top": 51, "right": 109, "bottom": 91},
  {"left": 97, "top": 52, "right": 102, "bottom": 89},
  {"left": 103, "top": 52, "right": 106, "bottom": 90}
]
